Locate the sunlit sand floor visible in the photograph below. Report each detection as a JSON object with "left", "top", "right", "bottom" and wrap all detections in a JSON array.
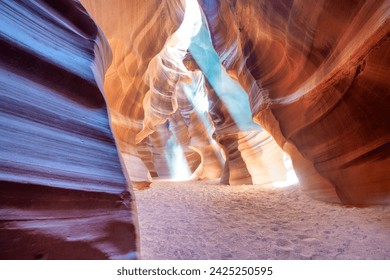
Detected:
[{"left": 134, "top": 180, "right": 390, "bottom": 259}]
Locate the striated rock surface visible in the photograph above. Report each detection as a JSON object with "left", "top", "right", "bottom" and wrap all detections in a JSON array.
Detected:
[
  {"left": 235, "top": 0, "right": 390, "bottom": 205},
  {"left": 80, "top": 0, "right": 188, "bottom": 183},
  {"left": 194, "top": 0, "right": 390, "bottom": 205},
  {"left": 1, "top": 0, "right": 389, "bottom": 262},
  {"left": 81, "top": 0, "right": 389, "bottom": 205},
  {"left": 42, "top": 0, "right": 389, "bottom": 207},
  {"left": 175, "top": 68, "right": 224, "bottom": 179},
  {"left": 0, "top": 0, "right": 138, "bottom": 259},
  {"left": 81, "top": 0, "right": 287, "bottom": 185}
]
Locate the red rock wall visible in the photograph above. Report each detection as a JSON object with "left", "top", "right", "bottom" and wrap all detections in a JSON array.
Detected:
[
  {"left": 0, "top": 0, "right": 138, "bottom": 259},
  {"left": 80, "top": 0, "right": 189, "bottom": 183},
  {"left": 79, "top": 0, "right": 389, "bottom": 205},
  {"left": 232, "top": 0, "right": 390, "bottom": 204}
]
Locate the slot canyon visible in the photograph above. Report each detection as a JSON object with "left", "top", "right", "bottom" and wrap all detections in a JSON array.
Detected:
[{"left": 0, "top": 0, "right": 389, "bottom": 259}]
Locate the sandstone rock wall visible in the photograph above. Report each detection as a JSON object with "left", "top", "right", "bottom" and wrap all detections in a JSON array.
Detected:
[
  {"left": 233, "top": 0, "right": 390, "bottom": 205},
  {"left": 0, "top": 0, "right": 138, "bottom": 259},
  {"left": 82, "top": 0, "right": 389, "bottom": 205},
  {"left": 80, "top": 0, "right": 189, "bottom": 183}
]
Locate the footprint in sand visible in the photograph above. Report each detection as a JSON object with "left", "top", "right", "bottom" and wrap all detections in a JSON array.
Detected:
[
  {"left": 296, "top": 234, "right": 309, "bottom": 240},
  {"left": 276, "top": 238, "right": 291, "bottom": 247},
  {"left": 273, "top": 239, "right": 294, "bottom": 259},
  {"left": 274, "top": 248, "right": 292, "bottom": 259}
]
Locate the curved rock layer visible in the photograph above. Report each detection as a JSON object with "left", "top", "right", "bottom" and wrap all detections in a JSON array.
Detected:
[
  {"left": 84, "top": 0, "right": 389, "bottom": 205},
  {"left": 0, "top": 0, "right": 138, "bottom": 259},
  {"left": 80, "top": 0, "right": 189, "bottom": 183},
  {"left": 194, "top": 0, "right": 389, "bottom": 205},
  {"left": 81, "top": 0, "right": 286, "bottom": 185},
  {"left": 234, "top": 0, "right": 390, "bottom": 205}
]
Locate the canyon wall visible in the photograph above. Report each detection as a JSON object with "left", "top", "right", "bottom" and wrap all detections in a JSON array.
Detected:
[
  {"left": 1, "top": 1, "right": 389, "bottom": 261},
  {"left": 81, "top": 0, "right": 288, "bottom": 185},
  {"left": 230, "top": 0, "right": 390, "bottom": 205},
  {"left": 0, "top": 0, "right": 138, "bottom": 259},
  {"left": 80, "top": 0, "right": 205, "bottom": 184},
  {"left": 83, "top": 0, "right": 389, "bottom": 205}
]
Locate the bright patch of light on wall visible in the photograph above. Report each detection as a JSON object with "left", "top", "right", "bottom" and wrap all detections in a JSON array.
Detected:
[
  {"left": 173, "top": 0, "right": 202, "bottom": 49},
  {"left": 272, "top": 152, "right": 299, "bottom": 188},
  {"left": 165, "top": 135, "right": 191, "bottom": 180},
  {"left": 194, "top": 90, "right": 209, "bottom": 112}
]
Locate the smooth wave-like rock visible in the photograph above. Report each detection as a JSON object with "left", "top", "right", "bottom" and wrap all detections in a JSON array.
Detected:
[
  {"left": 0, "top": 0, "right": 138, "bottom": 259},
  {"left": 175, "top": 68, "right": 224, "bottom": 179},
  {"left": 235, "top": 0, "right": 390, "bottom": 205},
  {"left": 81, "top": 0, "right": 389, "bottom": 205},
  {"left": 80, "top": 0, "right": 187, "bottom": 183},
  {"left": 194, "top": 0, "right": 389, "bottom": 204},
  {"left": 1, "top": 0, "right": 389, "bottom": 262}
]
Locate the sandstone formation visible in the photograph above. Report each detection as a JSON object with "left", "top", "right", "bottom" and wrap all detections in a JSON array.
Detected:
[
  {"left": 80, "top": 0, "right": 288, "bottom": 185},
  {"left": 232, "top": 0, "right": 390, "bottom": 205},
  {"left": 83, "top": 0, "right": 389, "bottom": 205},
  {"left": 80, "top": 0, "right": 186, "bottom": 184},
  {"left": 1, "top": 0, "right": 389, "bottom": 260},
  {"left": 0, "top": 0, "right": 138, "bottom": 259}
]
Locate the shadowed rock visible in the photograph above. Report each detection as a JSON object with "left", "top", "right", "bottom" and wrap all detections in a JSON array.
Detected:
[{"left": 0, "top": 0, "right": 138, "bottom": 259}]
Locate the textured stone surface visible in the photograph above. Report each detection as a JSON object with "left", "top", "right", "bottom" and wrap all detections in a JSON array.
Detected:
[
  {"left": 1, "top": 0, "right": 389, "bottom": 261},
  {"left": 80, "top": 0, "right": 279, "bottom": 185},
  {"left": 80, "top": 0, "right": 389, "bottom": 205},
  {"left": 0, "top": 0, "right": 138, "bottom": 259},
  {"left": 80, "top": 0, "right": 188, "bottom": 182},
  {"left": 198, "top": 0, "right": 390, "bottom": 204}
]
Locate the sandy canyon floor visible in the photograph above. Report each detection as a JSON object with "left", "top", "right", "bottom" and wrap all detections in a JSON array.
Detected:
[{"left": 134, "top": 180, "right": 390, "bottom": 259}]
